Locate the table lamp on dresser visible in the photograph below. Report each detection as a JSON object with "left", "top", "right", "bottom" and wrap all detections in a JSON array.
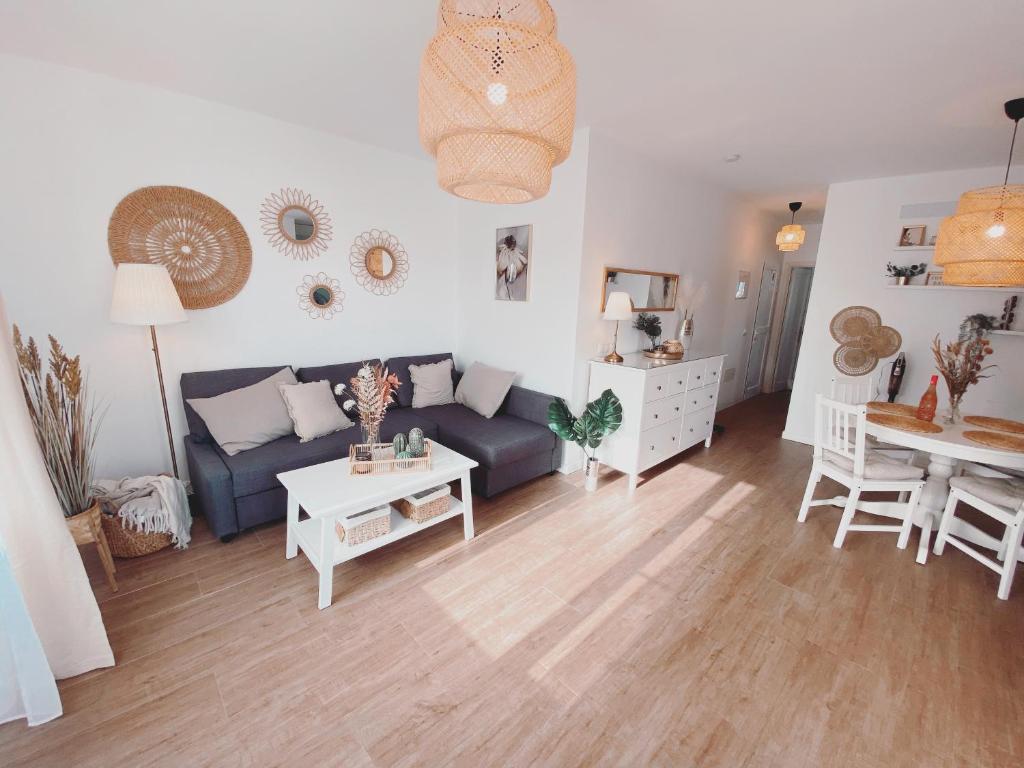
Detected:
[
  {"left": 110, "top": 263, "right": 187, "bottom": 478},
  {"left": 603, "top": 291, "right": 634, "bottom": 363}
]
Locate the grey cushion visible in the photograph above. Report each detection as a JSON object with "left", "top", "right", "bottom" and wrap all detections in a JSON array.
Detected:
[
  {"left": 455, "top": 362, "right": 517, "bottom": 418},
  {"left": 223, "top": 410, "right": 439, "bottom": 497},
  {"left": 386, "top": 354, "right": 454, "bottom": 408},
  {"left": 187, "top": 367, "right": 297, "bottom": 455},
  {"left": 279, "top": 380, "right": 353, "bottom": 442},
  {"left": 824, "top": 450, "right": 924, "bottom": 481},
  {"left": 950, "top": 475, "right": 1024, "bottom": 509},
  {"left": 296, "top": 359, "right": 381, "bottom": 414},
  {"left": 409, "top": 358, "right": 456, "bottom": 408},
  {"left": 412, "top": 404, "right": 556, "bottom": 469},
  {"left": 181, "top": 366, "right": 293, "bottom": 443}
]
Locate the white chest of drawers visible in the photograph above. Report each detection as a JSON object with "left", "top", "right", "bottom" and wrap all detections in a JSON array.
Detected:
[{"left": 587, "top": 352, "right": 726, "bottom": 491}]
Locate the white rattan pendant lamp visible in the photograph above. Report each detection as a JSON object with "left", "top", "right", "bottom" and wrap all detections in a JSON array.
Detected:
[
  {"left": 418, "top": 0, "right": 577, "bottom": 204},
  {"left": 776, "top": 202, "right": 805, "bottom": 252},
  {"left": 935, "top": 98, "right": 1024, "bottom": 286}
]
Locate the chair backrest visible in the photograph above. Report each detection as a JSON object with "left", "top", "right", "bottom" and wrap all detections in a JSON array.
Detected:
[
  {"left": 813, "top": 394, "right": 868, "bottom": 476},
  {"left": 830, "top": 375, "right": 875, "bottom": 405}
]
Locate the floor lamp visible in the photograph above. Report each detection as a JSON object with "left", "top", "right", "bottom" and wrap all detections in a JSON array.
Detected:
[{"left": 110, "top": 264, "right": 187, "bottom": 478}]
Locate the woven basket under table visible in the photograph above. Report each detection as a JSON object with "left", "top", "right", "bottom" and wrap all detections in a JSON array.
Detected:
[
  {"left": 335, "top": 505, "right": 392, "bottom": 546},
  {"left": 394, "top": 485, "right": 451, "bottom": 524},
  {"left": 100, "top": 513, "right": 173, "bottom": 558}
]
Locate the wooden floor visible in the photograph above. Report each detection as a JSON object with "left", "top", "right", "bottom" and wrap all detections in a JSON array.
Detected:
[{"left": 4, "top": 392, "right": 1023, "bottom": 767}]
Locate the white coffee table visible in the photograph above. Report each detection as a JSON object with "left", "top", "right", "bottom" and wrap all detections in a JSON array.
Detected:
[{"left": 278, "top": 441, "right": 478, "bottom": 609}]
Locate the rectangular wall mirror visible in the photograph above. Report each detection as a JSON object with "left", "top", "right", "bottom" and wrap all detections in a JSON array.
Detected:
[{"left": 602, "top": 267, "right": 679, "bottom": 312}]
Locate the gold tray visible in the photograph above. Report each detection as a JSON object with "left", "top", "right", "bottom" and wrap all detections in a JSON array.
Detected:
[
  {"left": 866, "top": 401, "right": 919, "bottom": 417},
  {"left": 963, "top": 431, "right": 1024, "bottom": 453},
  {"left": 866, "top": 412, "right": 943, "bottom": 434},
  {"left": 963, "top": 416, "right": 1024, "bottom": 435},
  {"left": 643, "top": 350, "right": 683, "bottom": 361}
]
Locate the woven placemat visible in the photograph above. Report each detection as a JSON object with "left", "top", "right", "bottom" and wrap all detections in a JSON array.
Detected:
[
  {"left": 866, "top": 412, "right": 943, "bottom": 434},
  {"left": 963, "top": 416, "right": 1024, "bottom": 435},
  {"left": 867, "top": 402, "right": 919, "bottom": 417},
  {"left": 963, "top": 430, "right": 1024, "bottom": 453}
]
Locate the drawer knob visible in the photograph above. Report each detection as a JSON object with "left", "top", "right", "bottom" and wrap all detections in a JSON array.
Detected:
[
  {"left": 654, "top": 414, "right": 659, "bottom": 419},
  {"left": 675, "top": 406, "right": 680, "bottom": 412},
  {"left": 650, "top": 445, "right": 655, "bottom": 451},
  {"left": 657, "top": 385, "right": 662, "bottom": 391},
  {"left": 672, "top": 436, "right": 676, "bottom": 442},
  {"left": 696, "top": 375, "right": 701, "bottom": 380},
  {"left": 706, "top": 421, "right": 710, "bottom": 425},
  {"left": 677, "top": 380, "right": 683, "bottom": 385},
  {"left": 689, "top": 428, "right": 694, "bottom": 433}
]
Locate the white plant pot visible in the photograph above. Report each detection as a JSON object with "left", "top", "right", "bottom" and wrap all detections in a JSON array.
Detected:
[{"left": 584, "top": 457, "right": 600, "bottom": 492}]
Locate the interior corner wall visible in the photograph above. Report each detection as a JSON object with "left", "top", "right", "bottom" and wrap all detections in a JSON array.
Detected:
[
  {"left": 783, "top": 166, "right": 1024, "bottom": 445},
  {"left": 572, "top": 133, "right": 778, "bottom": 414},
  {"left": 452, "top": 128, "right": 591, "bottom": 403},
  {"left": 0, "top": 54, "right": 460, "bottom": 481}
]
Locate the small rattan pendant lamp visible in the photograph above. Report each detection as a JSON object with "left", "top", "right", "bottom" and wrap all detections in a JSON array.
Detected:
[
  {"left": 776, "top": 202, "right": 805, "bottom": 252},
  {"left": 935, "top": 98, "right": 1024, "bottom": 287},
  {"left": 418, "top": 0, "right": 577, "bottom": 204}
]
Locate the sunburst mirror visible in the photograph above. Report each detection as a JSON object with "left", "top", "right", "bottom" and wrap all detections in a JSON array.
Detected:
[
  {"left": 349, "top": 229, "right": 409, "bottom": 295},
  {"left": 297, "top": 272, "right": 344, "bottom": 319},
  {"left": 260, "top": 188, "right": 333, "bottom": 260}
]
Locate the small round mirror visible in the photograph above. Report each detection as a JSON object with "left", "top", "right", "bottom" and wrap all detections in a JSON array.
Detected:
[
  {"left": 366, "top": 246, "right": 395, "bottom": 279},
  {"left": 280, "top": 207, "right": 316, "bottom": 242},
  {"left": 310, "top": 286, "right": 333, "bottom": 306}
]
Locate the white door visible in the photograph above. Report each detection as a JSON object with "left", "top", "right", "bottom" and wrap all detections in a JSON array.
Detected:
[
  {"left": 773, "top": 267, "right": 815, "bottom": 390},
  {"left": 743, "top": 266, "right": 779, "bottom": 398}
]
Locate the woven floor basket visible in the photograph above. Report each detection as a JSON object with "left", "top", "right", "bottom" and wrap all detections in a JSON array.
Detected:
[
  {"left": 395, "top": 494, "right": 450, "bottom": 524},
  {"left": 101, "top": 514, "right": 173, "bottom": 558},
  {"left": 335, "top": 513, "right": 391, "bottom": 546}
]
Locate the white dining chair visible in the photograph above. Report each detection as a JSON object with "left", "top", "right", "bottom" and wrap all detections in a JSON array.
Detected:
[
  {"left": 933, "top": 464, "right": 1024, "bottom": 600},
  {"left": 798, "top": 395, "right": 925, "bottom": 549},
  {"left": 830, "top": 375, "right": 876, "bottom": 405}
]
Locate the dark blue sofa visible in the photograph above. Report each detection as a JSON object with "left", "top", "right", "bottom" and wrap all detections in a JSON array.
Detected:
[{"left": 181, "top": 354, "right": 562, "bottom": 541}]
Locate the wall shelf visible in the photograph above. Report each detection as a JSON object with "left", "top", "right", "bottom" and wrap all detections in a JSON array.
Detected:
[
  {"left": 991, "top": 330, "right": 1024, "bottom": 337},
  {"left": 884, "top": 285, "right": 1022, "bottom": 293},
  {"left": 891, "top": 245, "right": 935, "bottom": 252}
]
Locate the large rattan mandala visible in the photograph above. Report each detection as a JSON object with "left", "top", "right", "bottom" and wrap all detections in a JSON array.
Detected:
[
  {"left": 260, "top": 188, "right": 333, "bottom": 260},
  {"left": 108, "top": 186, "right": 252, "bottom": 309},
  {"left": 349, "top": 229, "right": 409, "bottom": 296},
  {"left": 829, "top": 306, "right": 902, "bottom": 375}
]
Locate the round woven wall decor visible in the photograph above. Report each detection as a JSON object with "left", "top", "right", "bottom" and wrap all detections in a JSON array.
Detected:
[
  {"left": 830, "top": 306, "right": 881, "bottom": 344},
  {"left": 350, "top": 229, "right": 409, "bottom": 296},
  {"left": 108, "top": 186, "right": 251, "bottom": 309},
  {"left": 259, "top": 188, "right": 333, "bottom": 261},
  {"left": 297, "top": 272, "right": 344, "bottom": 320},
  {"left": 829, "top": 305, "right": 901, "bottom": 376}
]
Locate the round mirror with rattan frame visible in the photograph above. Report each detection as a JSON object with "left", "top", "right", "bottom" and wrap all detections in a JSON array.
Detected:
[
  {"left": 297, "top": 272, "right": 344, "bottom": 319},
  {"left": 350, "top": 230, "right": 409, "bottom": 295},
  {"left": 260, "top": 188, "right": 333, "bottom": 261}
]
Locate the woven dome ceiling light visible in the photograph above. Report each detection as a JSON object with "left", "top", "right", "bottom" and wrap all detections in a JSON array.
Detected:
[
  {"left": 418, "top": 0, "right": 577, "bottom": 204},
  {"left": 776, "top": 201, "right": 806, "bottom": 252},
  {"left": 935, "top": 98, "right": 1024, "bottom": 287}
]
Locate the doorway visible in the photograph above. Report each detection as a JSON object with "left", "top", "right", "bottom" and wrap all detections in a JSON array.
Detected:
[
  {"left": 742, "top": 266, "right": 779, "bottom": 399},
  {"left": 773, "top": 266, "right": 815, "bottom": 390}
]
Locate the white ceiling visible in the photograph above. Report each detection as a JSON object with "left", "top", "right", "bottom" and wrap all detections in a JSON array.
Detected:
[{"left": 2, "top": 0, "right": 1022, "bottom": 219}]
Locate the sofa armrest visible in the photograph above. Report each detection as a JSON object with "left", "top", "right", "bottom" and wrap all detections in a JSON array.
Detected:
[
  {"left": 184, "top": 436, "right": 238, "bottom": 539},
  {"left": 503, "top": 385, "right": 555, "bottom": 428}
]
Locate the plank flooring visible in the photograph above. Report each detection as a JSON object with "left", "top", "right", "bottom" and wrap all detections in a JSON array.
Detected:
[{"left": 3, "top": 392, "right": 1022, "bottom": 767}]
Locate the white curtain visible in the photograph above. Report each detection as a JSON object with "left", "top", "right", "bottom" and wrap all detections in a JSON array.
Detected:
[{"left": 0, "top": 295, "right": 114, "bottom": 724}]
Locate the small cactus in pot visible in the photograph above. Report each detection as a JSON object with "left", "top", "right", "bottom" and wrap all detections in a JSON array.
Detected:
[
  {"left": 408, "top": 428, "right": 425, "bottom": 457},
  {"left": 392, "top": 432, "right": 408, "bottom": 456}
]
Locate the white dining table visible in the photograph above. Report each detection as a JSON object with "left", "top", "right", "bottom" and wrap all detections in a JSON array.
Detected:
[{"left": 860, "top": 417, "right": 1024, "bottom": 565}]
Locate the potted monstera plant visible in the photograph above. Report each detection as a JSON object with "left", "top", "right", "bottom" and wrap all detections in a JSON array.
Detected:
[{"left": 548, "top": 389, "right": 623, "bottom": 492}]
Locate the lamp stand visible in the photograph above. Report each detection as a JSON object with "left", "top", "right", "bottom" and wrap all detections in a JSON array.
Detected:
[
  {"left": 604, "top": 321, "right": 624, "bottom": 363},
  {"left": 149, "top": 325, "right": 179, "bottom": 478}
]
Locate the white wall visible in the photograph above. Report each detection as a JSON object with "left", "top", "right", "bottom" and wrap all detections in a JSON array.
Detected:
[
  {"left": 784, "top": 166, "right": 1024, "bottom": 444},
  {"left": 0, "top": 55, "right": 459, "bottom": 480},
  {"left": 452, "top": 129, "right": 591, "bottom": 401}
]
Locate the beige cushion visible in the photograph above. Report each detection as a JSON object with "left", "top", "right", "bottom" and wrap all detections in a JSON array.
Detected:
[
  {"left": 409, "top": 359, "right": 455, "bottom": 408},
  {"left": 823, "top": 450, "right": 924, "bottom": 481},
  {"left": 950, "top": 475, "right": 1024, "bottom": 510},
  {"left": 279, "top": 380, "right": 353, "bottom": 442},
  {"left": 187, "top": 367, "right": 297, "bottom": 456},
  {"left": 455, "top": 362, "right": 516, "bottom": 418}
]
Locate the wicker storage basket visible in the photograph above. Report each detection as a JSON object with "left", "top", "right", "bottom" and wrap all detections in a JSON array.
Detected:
[
  {"left": 394, "top": 485, "right": 451, "bottom": 524},
  {"left": 100, "top": 513, "right": 173, "bottom": 558},
  {"left": 335, "top": 504, "right": 392, "bottom": 546}
]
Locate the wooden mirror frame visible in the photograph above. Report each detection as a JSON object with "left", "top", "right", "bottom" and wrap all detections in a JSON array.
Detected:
[
  {"left": 260, "top": 188, "right": 333, "bottom": 261},
  {"left": 601, "top": 267, "right": 679, "bottom": 312},
  {"left": 366, "top": 246, "right": 397, "bottom": 280},
  {"left": 297, "top": 272, "right": 344, "bottom": 319},
  {"left": 278, "top": 205, "right": 319, "bottom": 245},
  {"left": 350, "top": 229, "right": 409, "bottom": 295}
]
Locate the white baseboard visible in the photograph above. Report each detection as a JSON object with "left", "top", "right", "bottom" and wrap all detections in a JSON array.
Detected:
[{"left": 781, "top": 429, "right": 812, "bottom": 446}]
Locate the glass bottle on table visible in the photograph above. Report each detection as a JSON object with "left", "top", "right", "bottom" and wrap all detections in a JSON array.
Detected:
[{"left": 916, "top": 375, "right": 938, "bottom": 422}]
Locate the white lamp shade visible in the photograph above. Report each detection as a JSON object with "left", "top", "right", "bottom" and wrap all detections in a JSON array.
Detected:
[
  {"left": 110, "top": 264, "right": 187, "bottom": 326},
  {"left": 604, "top": 291, "right": 634, "bottom": 321}
]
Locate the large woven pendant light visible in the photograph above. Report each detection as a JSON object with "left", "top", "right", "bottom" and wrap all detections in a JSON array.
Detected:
[
  {"left": 935, "top": 98, "right": 1024, "bottom": 286},
  {"left": 418, "top": 0, "right": 577, "bottom": 204},
  {"left": 776, "top": 201, "right": 805, "bottom": 252}
]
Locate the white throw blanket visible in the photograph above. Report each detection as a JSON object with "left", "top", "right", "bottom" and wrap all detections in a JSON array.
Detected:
[{"left": 91, "top": 476, "right": 192, "bottom": 549}]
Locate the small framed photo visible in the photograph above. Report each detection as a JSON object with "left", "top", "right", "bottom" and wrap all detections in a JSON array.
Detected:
[
  {"left": 898, "top": 225, "right": 926, "bottom": 247},
  {"left": 925, "top": 270, "right": 945, "bottom": 286},
  {"left": 735, "top": 270, "right": 750, "bottom": 299}
]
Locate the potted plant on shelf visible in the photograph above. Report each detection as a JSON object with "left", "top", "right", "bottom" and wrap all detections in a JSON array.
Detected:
[
  {"left": 886, "top": 262, "right": 926, "bottom": 286},
  {"left": 633, "top": 312, "right": 663, "bottom": 351},
  {"left": 547, "top": 389, "right": 622, "bottom": 492}
]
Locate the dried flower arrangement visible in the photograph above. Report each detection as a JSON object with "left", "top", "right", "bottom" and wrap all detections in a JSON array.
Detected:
[
  {"left": 334, "top": 363, "right": 400, "bottom": 448},
  {"left": 13, "top": 326, "right": 103, "bottom": 517},
  {"left": 931, "top": 331, "right": 995, "bottom": 424}
]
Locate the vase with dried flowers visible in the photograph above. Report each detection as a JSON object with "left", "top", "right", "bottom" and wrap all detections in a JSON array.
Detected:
[
  {"left": 13, "top": 327, "right": 104, "bottom": 518},
  {"left": 931, "top": 317, "right": 996, "bottom": 424},
  {"left": 334, "top": 363, "right": 400, "bottom": 460}
]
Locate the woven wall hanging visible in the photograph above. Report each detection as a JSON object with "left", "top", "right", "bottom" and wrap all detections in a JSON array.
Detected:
[
  {"left": 829, "top": 306, "right": 902, "bottom": 376},
  {"left": 297, "top": 272, "right": 344, "bottom": 319},
  {"left": 349, "top": 229, "right": 409, "bottom": 296},
  {"left": 259, "top": 188, "right": 333, "bottom": 261},
  {"left": 108, "top": 186, "right": 251, "bottom": 309}
]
